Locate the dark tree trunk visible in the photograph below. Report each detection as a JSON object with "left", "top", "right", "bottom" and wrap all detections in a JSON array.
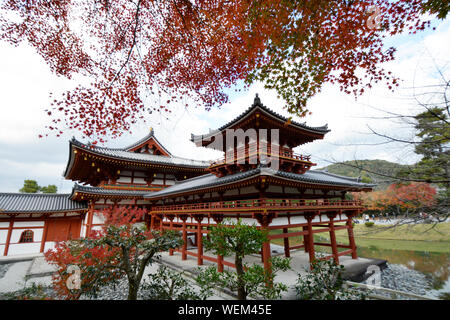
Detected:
[
  {"left": 235, "top": 255, "right": 246, "bottom": 300},
  {"left": 127, "top": 278, "right": 139, "bottom": 300}
]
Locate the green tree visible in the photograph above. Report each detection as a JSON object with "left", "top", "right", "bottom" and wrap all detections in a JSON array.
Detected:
[
  {"left": 295, "top": 259, "right": 367, "bottom": 300},
  {"left": 45, "top": 207, "right": 183, "bottom": 300},
  {"left": 141, "top": 265, "right": 211, "bottom": 300},
  {"left": 19, "top": 180, "right": 40, "bottom": 193},
  {"left": 196, "top": 219, "right": 290, "bottom": 300},
  {"left": 19, "top": 180, "right": 58, "bottom": 193},
  {"left": 411, "top": 107, "right": 449, "bottom": 190},
  {"left": 40, "top": 185, "right": 58, "bottom": 193},
  {"left": 93, "top": 225, "right": 182, "bottom": 300}
]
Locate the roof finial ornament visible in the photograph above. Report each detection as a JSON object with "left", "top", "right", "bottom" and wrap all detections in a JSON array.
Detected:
[
  {"left": 253, "top": 93, "right": 262, "bottom": 107},
  {"left": 149, "top": 127, "right": 154, "bottom": 134}
]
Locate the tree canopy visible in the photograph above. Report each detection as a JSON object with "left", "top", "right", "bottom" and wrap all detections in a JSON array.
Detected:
[
  {"left": 1, "top": 0, "right": 447, "bottom": 142},
  {"left": 19, "top": 180, "right": 58, "bottom": 193}
]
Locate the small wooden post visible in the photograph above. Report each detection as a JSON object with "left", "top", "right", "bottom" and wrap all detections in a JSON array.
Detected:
[
  {"left": 306, "top": 213, "right": 316, "bottom": 269},
  {"left": 327, "top": 213, "right": 339, "bottom": 264},
  {"left": 40, "top": 216, "right": 49, "bottom": 253},
  {"left": 180, "top": 215, "right": 188, "bottom": 260},
  {"left": 302, "top": 225, "right": 309, "bottom": 252},
  {"left": 282, "top": 227, "right": 290, "bottom": 258},
  {"left": 195, "top": 215, "right": 204, "bottom": 265},
  {"left": 346, "top": 213, "right": 358, "bottom": 259},
  {"left": 4, "top": 217, "right": 14, "bottom": 256}
]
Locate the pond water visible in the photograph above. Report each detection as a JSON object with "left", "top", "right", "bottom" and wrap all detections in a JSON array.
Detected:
[{"left": 356, "top": 246, "right": 450, "bottom": 299}]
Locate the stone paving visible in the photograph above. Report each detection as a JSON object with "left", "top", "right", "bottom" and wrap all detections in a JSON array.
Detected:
[{"left": 0, "top": 244, "right": 386, "bottom": 299}]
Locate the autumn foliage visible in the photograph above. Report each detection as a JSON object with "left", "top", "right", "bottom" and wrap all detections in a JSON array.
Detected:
[
  {"left": 44, "top": 206, "right": 148, "bottom": 299},
  {"left": 354, "top": 182, "right": 437, "bottom": 214},
  {"left": 0, "top": 1, "right": 440, "bottom": 142}
]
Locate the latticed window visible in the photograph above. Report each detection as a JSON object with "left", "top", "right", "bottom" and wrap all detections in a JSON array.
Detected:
[{"left": 19, "top": 230, "right": 34, "bottom": 243}]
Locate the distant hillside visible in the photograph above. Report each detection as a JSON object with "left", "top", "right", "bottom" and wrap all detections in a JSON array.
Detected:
[{"left": 316, "top": 159, "right": 410, "bottom": 188}]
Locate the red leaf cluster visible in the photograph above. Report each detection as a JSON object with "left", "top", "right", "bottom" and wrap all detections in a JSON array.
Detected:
[{"left": 0, "top": 1, "right": 433, "bottom": 142}]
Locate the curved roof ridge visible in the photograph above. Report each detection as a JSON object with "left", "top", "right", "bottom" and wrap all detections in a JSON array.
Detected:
[
  {"left": 310, "top": 169, "right": 363, "bottom": 182},
  {"left": 122, "top": 128, "right": 173, "bottom": 156},
  {"left": 69, "top": 137, "right": 210, "bottom": 168},
  {"left": 191, "top": 94, "right": 330, "bottom": 142},
  {"left": 0, "top": 192, "right": 71, "bottom": 196}
]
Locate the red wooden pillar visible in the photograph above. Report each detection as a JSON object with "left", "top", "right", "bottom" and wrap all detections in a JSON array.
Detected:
[
  {"left": 282, "top": 227, "right": 290, "bottom": 258},
  {"left": 159, "top": 214, "right": 164, "bottom": 232},
  {"left": 3, "top": 217, "right": 14, "bottom": 256},
  {"left": 40, "top": 216, "right": 49, "bottom": 253},
  {"left": 302, "top": 225, "right": 309, "bottom": 252},
  {"left": 305, "top": 213, "right": 316, "bottom": 269},
  {"left": 150, "top": 213, "right": 155, "bottom": 230},
  {"left": 180, "top": 215, "right": 188, "bottom": 260},
  {"left": 212, "top": 214, "right": 224, "bottom": 272},
  {"left": 346, "top": 213, "right": 358, "bottom": 259},
  {"left": 256, "top": 212, "right": 274, "bottom": 275},
  {"left": 327, "top": 213, "right": 339, "bottom": 264},
  {"left": 194, "top": 215, "right": 204, "bottom": 265},
  {"left": 168, "top": 215, "right": 175, "bottom": 256}
]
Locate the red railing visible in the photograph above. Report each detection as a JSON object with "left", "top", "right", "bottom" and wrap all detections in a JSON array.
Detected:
[
  {"left": 151, "top": 198, "right": 363, "bottom": 212},
  {"left": 209, "top": 148, "right": 311, "bottom": 167}
]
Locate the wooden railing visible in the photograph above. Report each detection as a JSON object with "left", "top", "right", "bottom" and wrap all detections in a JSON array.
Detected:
[
  {"left": 209, "top": 145, "right": 312, "bottom": 167},
  {"left": 152, "top": 198, "right": 363, "bottom": 212}
]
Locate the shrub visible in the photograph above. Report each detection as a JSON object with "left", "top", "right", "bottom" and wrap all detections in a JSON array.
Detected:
[
  {"left": 295, "top": 259, "right": 367, "bottom": 300},
  {"left": 141, "top": 265, "right": 211, "bottom": 300},
  {"left": 365, "top": 221, "right": 375, "bottom": 227}
]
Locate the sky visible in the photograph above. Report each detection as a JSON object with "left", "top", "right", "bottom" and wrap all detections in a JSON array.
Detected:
[{"left": 0, "top": 16, "right": 449, "bottom": 194}]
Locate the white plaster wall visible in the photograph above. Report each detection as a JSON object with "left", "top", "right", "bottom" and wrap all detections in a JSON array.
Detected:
[
  {"left": 10, "top": 228, "right": 43, "bottom": 243},
  {"left": 153, "top": 178, "right": 164, "bottom": 184},
  {"left": 117, "top": 176, "right": 132, "bottom": 183},
  {"left": 0, "top": 222, "right": 10, "bottom": 228},
  {"left": 0, "top": 229, "right": 8, "bottom": 243},
  {"left": 8, "top": 243, "right": 41, "bottom": 255},
  {"left": 290, "top": 216, "right": 307, "bottom": 224},
  {"left": 13, "top": 221, "right": 44, "bottom": 228},
  {"left": 44, "top": 241, "right": 56, "bottom": 252},
  {"left": 0, "top": 244, "right": 4, "bottom": 254},
  {"left": 92, "top": 213, "right": 105, "bottom": 225},
  {"left": 133, "top": 177, "right": 146, "bottom": 184},
  {"left": 270, "top": 217, "right": 290, "bottom": 226}
]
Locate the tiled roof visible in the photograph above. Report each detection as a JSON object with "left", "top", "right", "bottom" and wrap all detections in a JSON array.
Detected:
[
  {"left": 0, "top": 193, "right": 88, "bottom": 213},
  {"left": 71, "top": 184, "right": 152, "bottom": 198},
  {"left": 144, "top": 167, "right": 374, "bottom": 198},
  {"left": 122, "top": 128, "right": 172, "bottom": 155},
  {"left": 69, "top": 138, "right": 210, "bottom": 168},
  {"left": 191, "top": 94, "right": 330, "bottom": 143}
]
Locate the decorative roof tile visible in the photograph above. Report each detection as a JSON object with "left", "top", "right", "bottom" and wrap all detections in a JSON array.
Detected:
[
  {"left": 71, "top": 184, "right": 152, "bottom": 198},
  {"left": 70, "top": 138, "right": 210, "bottom": 168},
  {"left": 191, "top": 94, "right": 330, "bottom": 143},
  {"left": 144, "top": 167, "right": 374, "bottom": 199},
  {"left": 0, "top": 193, "right": 87, "bottom": 213}
]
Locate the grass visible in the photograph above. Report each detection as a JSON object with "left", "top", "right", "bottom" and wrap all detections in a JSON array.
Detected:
[{"left": 270, "top": 222, "right": 450, "bottom": 253}]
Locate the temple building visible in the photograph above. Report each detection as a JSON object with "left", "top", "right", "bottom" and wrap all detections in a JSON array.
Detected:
[{"left": 0, "top": 95, "right": 373, "bottom": 271}]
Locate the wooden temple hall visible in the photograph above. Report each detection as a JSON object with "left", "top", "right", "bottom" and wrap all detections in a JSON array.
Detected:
[{"left": 0, "top": 94, "right": 373, "bottom": 270}]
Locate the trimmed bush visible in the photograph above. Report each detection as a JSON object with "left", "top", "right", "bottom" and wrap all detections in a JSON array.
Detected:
[{"left": 365, "top": 221, "right": 375, "bottom": 227}]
